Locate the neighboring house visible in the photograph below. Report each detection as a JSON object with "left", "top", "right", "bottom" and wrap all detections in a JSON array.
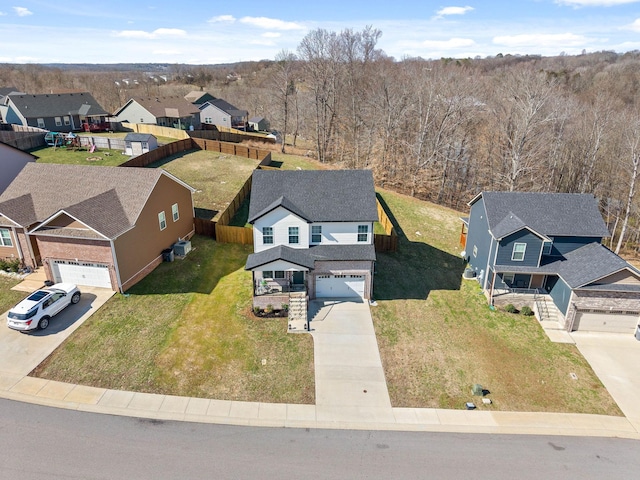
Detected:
[
  {"left": 0, "top": 87, "right": 25, "bottom": 123},
  {"left": 0, "top": 163, "right": 195, "bottom": 291},
  {"left": 248, "top": 116, "right": 270, "bottom": 132},
  {"left": 198, "top": 99, "right": 248, "bottom": 131},
  {"left": 114, "top": 97, "right": 201, "bottom": 130},
  {"left": 124, "top": 133, "right": 158, "bottom": 156},
  {"left": 184, "top": 91, "right": 216, "bottom": 105},
  {"left": 463, "top": 191, "right": 640, "bottom": 334},
  {"left": 245, "top": 169, "right": 378, "bottom": 313},
  {"left": 4, "top": 92, "right": 110, "bottom": 133},
  {"left": 0, "top": 141, "right": 37, "bottom": 194}
]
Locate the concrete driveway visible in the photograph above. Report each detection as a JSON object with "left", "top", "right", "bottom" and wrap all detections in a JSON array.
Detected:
[
  {"left": 571, "top": 331, "right": 640, "bottom": 431},
  {"left": 309, "top": 299, "right": 394, "bottom": 423},
  {"left": 0, "top": 286, "right": 115, "bottom": 377}
]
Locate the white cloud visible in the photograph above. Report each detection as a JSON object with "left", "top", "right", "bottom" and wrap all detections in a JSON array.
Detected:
[
  {"left": 113, "top": 28, "right": 187, "bottom": 39},
  {"left": 493, "top": 32, "right": 587, "bottom": 47},
  {"left": 421, "top": 37, "right": 475, "bottom": 49},
  {"left": 626, "top": 18, "right": 640, "bottom": 31},
  {"left": 556, "top": 0, "right": 640, "bottom": 6},
  {"left": 0, "top": 11, "right": 6, "bottom": 16},
  {"left": 13, "top": 7, "right": 33, "bottom": 16},
  {"left": 435, "top": 6, "right": 474, "bottom": 16},
  {"left": 208, "top": 15, "right": 235, "bottom": 23},
  {"left": 239, "top": 16, "right": 305, "bottom": 31},
  {"left": 152, "top": 48, "right": 182, "bottom": 55},
  {"left": 262, "top": 32, "right": 281, "bottom": 38}
]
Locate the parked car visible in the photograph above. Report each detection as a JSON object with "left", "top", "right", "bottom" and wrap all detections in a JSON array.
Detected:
[{"left": 6, "top": 283, "right": 81, "bottom": 332}]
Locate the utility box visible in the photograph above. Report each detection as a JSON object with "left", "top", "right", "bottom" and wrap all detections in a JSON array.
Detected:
[
  {"left": 472, "top": 384, "right": 483, "bottom": 396},
  {"left": 162, "top": 248, "right": 174, "bottom": 262}
]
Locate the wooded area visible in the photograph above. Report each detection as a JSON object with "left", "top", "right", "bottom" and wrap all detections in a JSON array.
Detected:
[{"left": 3, "top": 27, "right": 640, "bottom": 253}]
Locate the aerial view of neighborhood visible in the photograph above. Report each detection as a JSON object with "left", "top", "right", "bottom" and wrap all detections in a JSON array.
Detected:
[{"left": 1, "top": 1, "right": 640, "bottom": 478}]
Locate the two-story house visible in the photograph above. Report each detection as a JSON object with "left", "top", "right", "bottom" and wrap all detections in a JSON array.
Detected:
[
  {"left": 245, "top": 170, "right": 378, "bottom": 312},
  {"left": 198, "top": 99, "right": 248, "bottom": 131},
  {"left": 463, "top": 191, "right": 640, "bottom": 334},
  {"left": 114, "top": 96, "right": 201, "bottom": 130}
]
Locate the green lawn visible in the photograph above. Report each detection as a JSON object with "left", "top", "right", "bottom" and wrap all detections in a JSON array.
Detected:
[
  {"left": 371, "top": 188, "right": 621, "bottom": 415},
  {"left": 0, "top": 276, "right": 29, "bottom": 314},
  {"left": 31, "top": 236, "right": 315, "bottom": 403},
  {"left": 30, "top": 145, "right": 127, "bottom": 166}
]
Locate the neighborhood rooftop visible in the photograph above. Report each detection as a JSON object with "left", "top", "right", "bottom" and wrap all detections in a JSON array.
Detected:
[
  {"left": 473, "top": 191, "right": 611, "bottom": 238},
  {"left": 248, "top": 169, "right": 378, "bottom": 223},
  {"left": 7, "top": 92, "right": 109, "bottom": 118}
]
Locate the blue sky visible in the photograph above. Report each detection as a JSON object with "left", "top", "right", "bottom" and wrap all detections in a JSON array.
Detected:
[{"left": 1, "top": 0, "right": 640, "bottom": 63}]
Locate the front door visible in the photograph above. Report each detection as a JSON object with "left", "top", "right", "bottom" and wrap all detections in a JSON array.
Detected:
[{"left": 292, "top": 271, "right": 304, "bottom": 285}]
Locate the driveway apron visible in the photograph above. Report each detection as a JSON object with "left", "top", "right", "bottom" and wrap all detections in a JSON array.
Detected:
[
  {"left": 571, "top": 331, "right": 640, "bottom": 431},
  {"left": 309, "top": 299, "right": 394, "bottom": 423},
  {"left": 0, "top": 287, "right": 115, "bottom": 377}
]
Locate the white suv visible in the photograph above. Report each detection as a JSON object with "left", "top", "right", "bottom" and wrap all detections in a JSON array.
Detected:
[{"left": 7, "top": 283, "right": 81, "bottom": 331}]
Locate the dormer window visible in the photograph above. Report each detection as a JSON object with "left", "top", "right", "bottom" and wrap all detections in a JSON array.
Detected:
[
  {"left": 311, "top": 225, "right": 322, "bottom": 243},
  {"left": 542, "top": 241, "right": 552, "bottom": 255},
  {"left": 512, "top": 242, "right": 526, "bottom": 261}
]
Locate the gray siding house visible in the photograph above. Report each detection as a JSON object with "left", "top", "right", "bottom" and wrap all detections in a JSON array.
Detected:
[
  {"left": 114, "top": 97, "right": 201, "bottom": 130},
  {"left": 198, "top": 99, "right": 248, "bottom": 131},
  {"left": 463, "top": 191, "right": 640, "bottom": 334}
]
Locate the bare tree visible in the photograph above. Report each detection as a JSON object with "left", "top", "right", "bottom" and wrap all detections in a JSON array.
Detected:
[
  {"left": 271, "top": 50, "right": 298, "bottom": 153},
  {"left": 615, "top": 110, "right": 640, "bottom": 254}
]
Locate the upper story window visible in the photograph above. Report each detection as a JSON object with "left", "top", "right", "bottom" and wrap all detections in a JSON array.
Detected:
[
  {"left": 172, "top": 203, "right": 179, "bottom": 222},
  {"left": 37, "top": 118, "right": 45, "bottom": 128},
  {"left": 263, "top": 227, "right": 273, "bottom": 244},
  {"left": 63, "top": 116, "right": 70, "bottom": 126},
  {"left": 158, "top": 211, "right": 167, "bottom": 231},
  {"left": 288, "top": 226, "right": 299, "bottom": 244},
  {"left": 511, "top": 242, "right": 526, "bottom": 261},
  {"left": 311, "top": 225, "right": 322, "bottom": 243},
  {"left": 0, "top": 228, "right": 12, "bottom": 247},
  {"left": 542, "top": 241, "right": 552, "bottom": 255},
  {"left": 357, "top": 225, "right": 369, "bottom": 242},
  {"left": 55, "top": 117, "right": 62, "bottom": 126}
]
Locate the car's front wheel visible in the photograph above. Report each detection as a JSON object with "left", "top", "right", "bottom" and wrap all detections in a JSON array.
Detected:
[
  {"left": 71, "top": 292, "right": 81, "bottom": 304},
  {"left": 38, "top": 317, "right": 50, "bottom": 330}
]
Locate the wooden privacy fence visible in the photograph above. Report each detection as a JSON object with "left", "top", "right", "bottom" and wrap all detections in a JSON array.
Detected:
[
  {"left": 120, "top": 122, "right": 190, "bottom": 140},
  {"left": 215, "top": 225, "right": 253, "bottom": 245},
  {"left": 374, "top": 199, "right": 398, "bottom": 253},
  {"left": 119, "top": 138, "right": 193, "bottom": 167},
  {"left": 217, "top": 176, "right": 252, "bottom": 226}
]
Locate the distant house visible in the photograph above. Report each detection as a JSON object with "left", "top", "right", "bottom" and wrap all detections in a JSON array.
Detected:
[
  {"left": 124, "top": 133, "right": 158, "bottom": 156},
  {"left": 114, "top": 97, "right": 201, "bottom": 130},
  {"left": 3, "top": 92, "right": 110, "bottom": 133},
  {"left": 0, "top": 87, "right": 25, "bottom": 123},
  {"left": 248, "top": 116, "right": 270, "bottom": 132},
  {"left": 463, "top": 191, "right": 640, "bottom": 334},
  {"left": 198, "top": 99, "right": 248, "bottom": 131},
  {"left": 0, "top": 141, "right": 37, "bottom": 194},
  {"left": 0, "top": 164, "right": 195, "bottom": 291},
  {"left": 184, "top": 91, "right": 216, "bottom": 105}
]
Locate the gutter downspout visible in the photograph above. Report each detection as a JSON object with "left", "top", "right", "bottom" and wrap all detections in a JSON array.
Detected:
[{"left": 110, "top": 239, "right": 123, "bottom": 292}]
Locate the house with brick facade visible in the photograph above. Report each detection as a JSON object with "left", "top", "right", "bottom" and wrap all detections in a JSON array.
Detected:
[
  {"left": 245, "top": 170, "right": 378, "bottom": 312},
  {"left": 0, "top": 163, "right": 194, "bottom": 291}
]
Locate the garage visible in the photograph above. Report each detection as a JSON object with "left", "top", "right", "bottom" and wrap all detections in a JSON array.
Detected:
[
  {"left": 51, "top": 260, "right": 112, "bottom": 289},
  {"left": 316, "top": 274, "right": 365, "bottom": 299},
  {"left": 573, "top": 309, "right": 640, "bottom": 334}
]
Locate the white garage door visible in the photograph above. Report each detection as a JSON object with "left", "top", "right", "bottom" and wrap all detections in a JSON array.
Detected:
[
  {"left": 52, "top": 260, "right": 112, "bottom": 289},
  {"left": 573, "top": 309, "right": 640, "bottom": 334},
  {"left": 316, "top": 275, "right": 365, "bottom": 298}
]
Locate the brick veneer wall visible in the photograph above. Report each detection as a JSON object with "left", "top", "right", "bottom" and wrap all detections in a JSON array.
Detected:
[{"left": 564, "top": 289, "right": 640, "bottom": 330}]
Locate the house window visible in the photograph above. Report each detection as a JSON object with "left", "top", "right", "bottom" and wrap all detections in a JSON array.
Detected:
[
  {"left": 503, "top": 274, "right": 515, "bottom": 285},
  {"left": 37, "top": 118, "right": 45, "bottom": 128},
  {"left": 0, "top": 228, "right": 12, "bottom": 247},
  {"left": 63, "top": 116, "right": 70, "bottom": 126},
  {"left": 288, "top": 227, "right": 299, "bottom": 244},
  {"left": 205, "top": 117, "right": 213, "bottom": 124},
  {"left": 141, "top": 142, "right": 149, "bottom": 150},
  {"left": 311, "top": 225, "right": 322, "bottom": 243},
  {"left": 473, "top": 245, "right": 478, "bottom": 257},
  {"left": 358, "top": 225, "right": 368, "bottom": 242},
  {"left": 263, "top": 271, "right": 273, "bottom": 279},
  {"left": 512, "top": 243, "right": 526, "bottom": 261},
  {"left": 263, "top": 227, "right": 273, "bottom": 244},
  {"left": 55, "top": 117, "right": 62, "bottom": 126},
  {"left": 275, "top": 271, "right": 285, "bottom": 279},
  {"left": 542, "top": 241, "right": 552, "bottom": 255},
  {"left": 158, "top": 211, "right": 166, "bottom": 231},
  {"left": 172, "top": 203, "right": 179, "bottom": 222}
]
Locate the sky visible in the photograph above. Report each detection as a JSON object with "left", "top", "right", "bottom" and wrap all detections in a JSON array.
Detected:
[{"left": 1, "top": 0, "right": 640, "bottom": 64}]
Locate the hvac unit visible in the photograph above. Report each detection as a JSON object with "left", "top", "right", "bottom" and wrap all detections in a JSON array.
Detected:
[{"left": 173, "top": 240, "right": 192, "bottom": 256}]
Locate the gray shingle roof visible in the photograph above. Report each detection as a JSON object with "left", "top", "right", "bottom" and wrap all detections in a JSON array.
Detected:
[
  {"left": 495, "top": 242, "right": 637, "bottom": 288},
  {"left": 248, "top": 170, "right": 378, "bottom": 223},
  {"left": 0, "top": 164, "right": 172, "bottom": 239},
  {"left": 476, "top": 192, "right": 610, "bottom": 238},
  {"left": 119, "top": 97, "right": 200, "bottom": 118},
  {"left": 208, "top": 98, "right": 246, "bottom": 116},
  {"left": 245, "top": 244, "right": 376, "bottom": 270},
  {"left": 8, "top": 92, "right": 109, "bottom": 118},
  {"left": 124, "top": 133, "right": 156, "bottom": 142}
]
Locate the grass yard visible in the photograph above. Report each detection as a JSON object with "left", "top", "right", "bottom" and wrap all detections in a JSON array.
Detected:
[
  {"left": 78, "top": 131, "right": 180, "bottom": 146},
  {"left": 0, "top": 276, "right": 29, "bottom": 314},
  {"left": 372, "top": 188, "right": 622, "bottom": 415},
  {"left": 31, "top": 236, "right": 315, "bottom": 403},
  {"left": 148, "top": 150, "right": 259, "bottom": 221},
  {"left": 30, "top": 145, "right": 127, "bottom": 167}
]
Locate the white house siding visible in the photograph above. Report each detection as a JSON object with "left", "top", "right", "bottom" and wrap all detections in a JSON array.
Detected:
[
  {"left": 254, "top": 260, "right": 310, "bottom": 273},
  {"left": 253, "top": 207, "right": 309, "bottom": 252},
  {"left": 310, "top": 222, "right": 374, "bottom": 245},
  {"left": 199, "top": 104, "right": 231, "bottom": 128}
]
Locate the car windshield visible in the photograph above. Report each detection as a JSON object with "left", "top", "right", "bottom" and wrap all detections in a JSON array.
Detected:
[
  {"left": 8, "top": 308, "right": 38, "bottom": 320},
  {"left": 26, "top": 290, "right": 49, "bottom": 302}
]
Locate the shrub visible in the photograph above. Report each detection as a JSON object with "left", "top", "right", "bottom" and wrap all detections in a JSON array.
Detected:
[
  {"left": 505, "top": 304, "right": 517, "bottom": 314},
  {"left": 521, "top": 306, "right": 534, "bottom": 316},
  {"left": 253, "top": 306, "right": 262, "bottom": 316},
  {"left": 265, "top": 304, "right": 274, "bottom": 314},
  {"left": 282, "top": 304, "right": 289, "bottom": 312}
]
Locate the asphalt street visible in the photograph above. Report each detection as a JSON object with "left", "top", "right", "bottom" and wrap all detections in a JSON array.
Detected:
[{"left": 1, "top": 399, "right": 638, "bottom": 480}]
